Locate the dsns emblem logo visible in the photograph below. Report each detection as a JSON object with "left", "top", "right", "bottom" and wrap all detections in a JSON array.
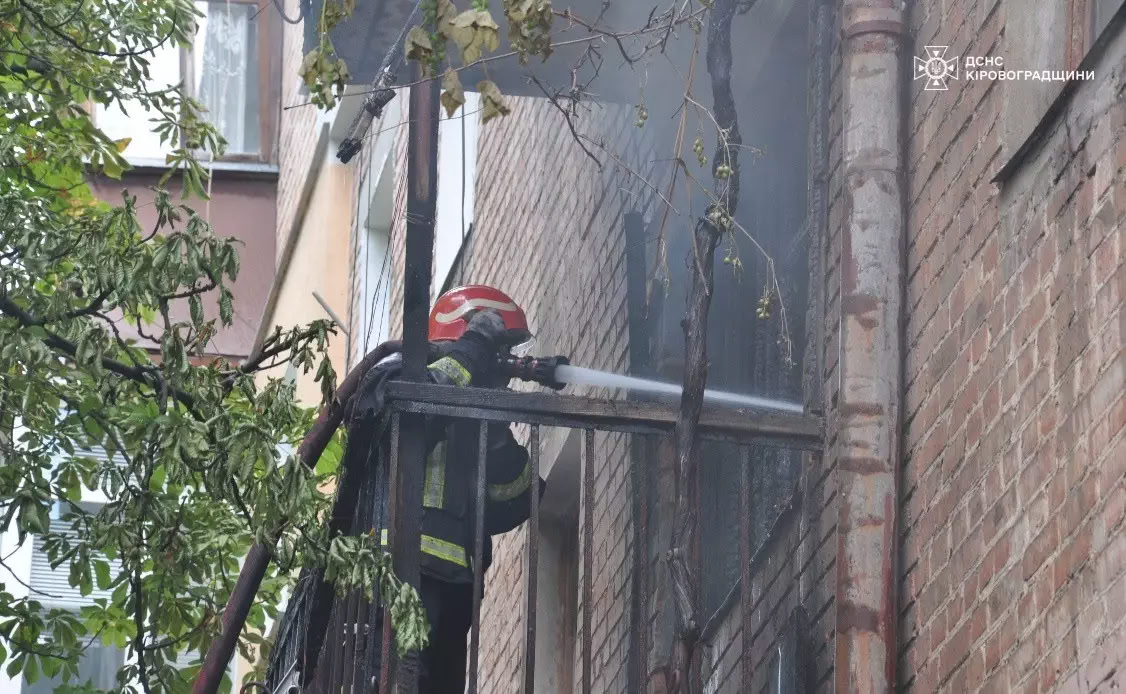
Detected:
[{"left": 914, "top": 46, "right": 959, "bottom": 91}]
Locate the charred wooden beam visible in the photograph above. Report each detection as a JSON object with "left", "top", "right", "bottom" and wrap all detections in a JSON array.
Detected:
[{"left": 389, "top": 67, "right": 442, "bottom": 694}]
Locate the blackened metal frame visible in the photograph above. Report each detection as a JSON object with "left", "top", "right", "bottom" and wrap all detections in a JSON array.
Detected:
[{"left": 372, "top": 382, "right": 822, "bottom": 694}]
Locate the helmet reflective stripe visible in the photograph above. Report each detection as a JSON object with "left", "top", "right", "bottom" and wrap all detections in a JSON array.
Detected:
[
  {"left": 429, "top": 284, "right": 529, "bottom": 342},
  {"left": 432, "top": 298, "right": 520, "bottom": 324}
]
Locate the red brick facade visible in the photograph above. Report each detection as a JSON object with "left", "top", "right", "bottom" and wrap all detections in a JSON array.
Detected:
[
  {"left": 898, "top": 3, "right": 1125, "bottom": 693},
  {"left": 273, "top": 1, "right": 1125, "bottom": 689}
]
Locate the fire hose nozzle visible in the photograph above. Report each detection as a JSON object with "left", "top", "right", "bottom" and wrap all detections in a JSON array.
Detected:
[{"left": 498, "top": 355, "right": 570, "bottom": 390}]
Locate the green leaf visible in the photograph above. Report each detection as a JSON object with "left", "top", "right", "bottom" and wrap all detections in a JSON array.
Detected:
[
  {"left": 94, "top": 561, "right": 111, "bottom": 590},
  {"left": 103, "top": 157, "right": 124, "bottom": 180},
  {"left": 189, "top": 294, "right": 203, "bottom": 325},
  {"left": 24, "top": 654, "right": 38, "bottom": 683},
  {"left": 6, "top": 653, "right": 25, "bottom": 679},
  {"left": 78, "top": 395, "right": 101, "bottom": 417},
  {"left": 149, "top": 465, "right": 167, "bottom": 493},
  {"left": 65, "top": 474, "right": 82, "bottom": 503},
  {"left": 314, "top": 436, "right": 343, "bottom": 476},
  {"left": 219, "top": 288, "right": 233, "bottom": 325}
]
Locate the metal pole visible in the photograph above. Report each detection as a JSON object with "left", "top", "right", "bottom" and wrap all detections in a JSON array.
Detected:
[
  {"left": 521, "top": 425, "right": 541, "bottom": 693},
  {"left": 739, "top": 446, "right": 753, "bottom": 691},
  {"left": 581, "top": 429, "right": 594, "bottom": 694},
  {"left": 623, "top": 211, "right": 650, "bottom": 694},
  {"left": 390, "top": 68, "right": 441, "bottom": 694},
  {"left": 467, "top": 422, "right": 489, "bottom": 693},
  {"left": 191, "top": 544, "right": 270, "bottom": 694}
]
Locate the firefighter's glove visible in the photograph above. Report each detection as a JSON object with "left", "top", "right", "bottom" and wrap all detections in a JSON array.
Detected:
[
  {"left": 430, "top": 310, "right": 506, "bottom": 387},
  {"left": 465, "top": 309, "right": 507, "bottom": 346}
]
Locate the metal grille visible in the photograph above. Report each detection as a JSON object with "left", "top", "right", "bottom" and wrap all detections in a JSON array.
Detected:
[{"left": 265, "top": 382, "right": 821, "bottom": 693}]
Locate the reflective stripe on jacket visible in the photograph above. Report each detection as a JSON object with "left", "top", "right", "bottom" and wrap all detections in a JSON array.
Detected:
[{"left": 352, "top": 348, "right": 543, "bottom": 584}]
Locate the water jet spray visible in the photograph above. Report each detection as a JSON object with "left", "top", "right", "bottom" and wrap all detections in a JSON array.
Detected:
[{"left": 498, "top": 355, "right": 804, "bottom": 414}]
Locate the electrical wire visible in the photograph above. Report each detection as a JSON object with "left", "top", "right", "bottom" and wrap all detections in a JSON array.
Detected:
[
  {"left": 251, "top": 0, "right": 303, "bottom": 25},
  {"left": 336, "top": 0, "right": 422, "bottom": 162}
]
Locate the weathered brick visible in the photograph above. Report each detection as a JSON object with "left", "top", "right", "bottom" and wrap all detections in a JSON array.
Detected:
[{"left": 899, "top": 6, "right": 1126, "bottom": 690}]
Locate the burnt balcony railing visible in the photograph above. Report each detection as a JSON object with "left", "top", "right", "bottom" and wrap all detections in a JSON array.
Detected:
[{"left": 265, "top": 383, "right": 822, "bottom": 694}]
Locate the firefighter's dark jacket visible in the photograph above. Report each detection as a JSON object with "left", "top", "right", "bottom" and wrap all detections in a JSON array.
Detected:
[{"left": 345, "top": 343, "right": 545, "bottom": 584}]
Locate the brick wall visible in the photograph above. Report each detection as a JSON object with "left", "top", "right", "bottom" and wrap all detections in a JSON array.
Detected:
[
  {"left": 371, "top": 30, "right": 840, "bottom": 694},
  {"left": 271, "top": 2, "right": 1125, "bottom": 691},
  {"left": 897, "top": 4, "right": 1125, "bottom": 692},
  {"left": 700, "top": 496, "right": 803, "bottom": 694},
  {"left": 802, "top": 3, "right": 843, "bottom": 689}
]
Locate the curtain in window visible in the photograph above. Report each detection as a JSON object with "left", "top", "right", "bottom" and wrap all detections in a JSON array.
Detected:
[{"left": 194, "top": 1, "right": 260, "bottom": 154}]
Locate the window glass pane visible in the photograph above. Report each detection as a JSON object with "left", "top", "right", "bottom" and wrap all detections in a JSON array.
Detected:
[
  {"left": 432, "top": 93, "right": 480, "bottom": 302},
  {"left": 1093, "top": 0, "right": 1125, "bottom": 38},
  {"left": 193, "top": 1, "right": 261, "bottom": 154},
  {"left": 94, "top": 40, "right": 181, "bottom": 160}
]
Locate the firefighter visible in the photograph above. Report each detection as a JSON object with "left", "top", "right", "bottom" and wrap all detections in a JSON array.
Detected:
[{"left": 350, "top": 284, "right": 545, "bottom": 693}]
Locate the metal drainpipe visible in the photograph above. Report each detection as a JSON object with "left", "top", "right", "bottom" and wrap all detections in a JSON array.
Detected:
[{"left": 835, "top": 0, "right": 905, "bottom": 692}]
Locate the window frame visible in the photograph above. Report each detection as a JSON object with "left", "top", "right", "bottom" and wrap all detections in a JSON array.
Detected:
[
  {"left": 181, "top": 0, "right": 281, "bottom": 165},
  {"left": 90, "top": 0, "right": 280, "bottom": 166}
]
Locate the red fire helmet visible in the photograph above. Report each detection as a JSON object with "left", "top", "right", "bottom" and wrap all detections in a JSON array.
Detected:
[{"left": 428, "top": 285, "right": 532, "bottom": 345}]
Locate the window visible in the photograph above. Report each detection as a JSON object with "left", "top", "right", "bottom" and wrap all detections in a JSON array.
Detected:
[
  {"left": 432, "top": 93, "right": 480, "bottom": 303},
  {"left": 356, "top": 152, "right": 395, "bottom": 360},
  {"left": 24, "top": 501, "right": 127, "bottom": 692},
  {"left": 95, "top": 0, "right": 277, "bottom": 163},
  {"left": 642, "top": 0, "right": 811, "bottom": 618},
  {"left": 350, "top": 91, "right": 478, "bottom": 364},
  {"left": 1091, "top": 0, "right": 1125, "bottom": 39},
  {"left": 1004, "top": 0, "right": 1121, "bottom": 160},
  {"left": 30, "top": 501, "right": 120, "bottom": 610},
  {"left": 189, "top": 1, "right": 262, "bottom": 155}
]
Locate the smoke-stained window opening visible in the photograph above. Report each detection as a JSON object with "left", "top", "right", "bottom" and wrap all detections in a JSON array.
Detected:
[{"left": 631, "top": 0, "right": 813, "bottom": 636}]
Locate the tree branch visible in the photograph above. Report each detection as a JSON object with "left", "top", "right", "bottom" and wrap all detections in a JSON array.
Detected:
[
  {"left": 0, "top": 293, "right": 200, "bottom": 414},
  {"left": 667, "top": 0, "right": 742, "bottom": 688},
  {"left": 528, "top": 75, "right": 602, "bottom": 169},
  {"left": 18, "top": 0, "right": 179, "bottom": 58}
]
